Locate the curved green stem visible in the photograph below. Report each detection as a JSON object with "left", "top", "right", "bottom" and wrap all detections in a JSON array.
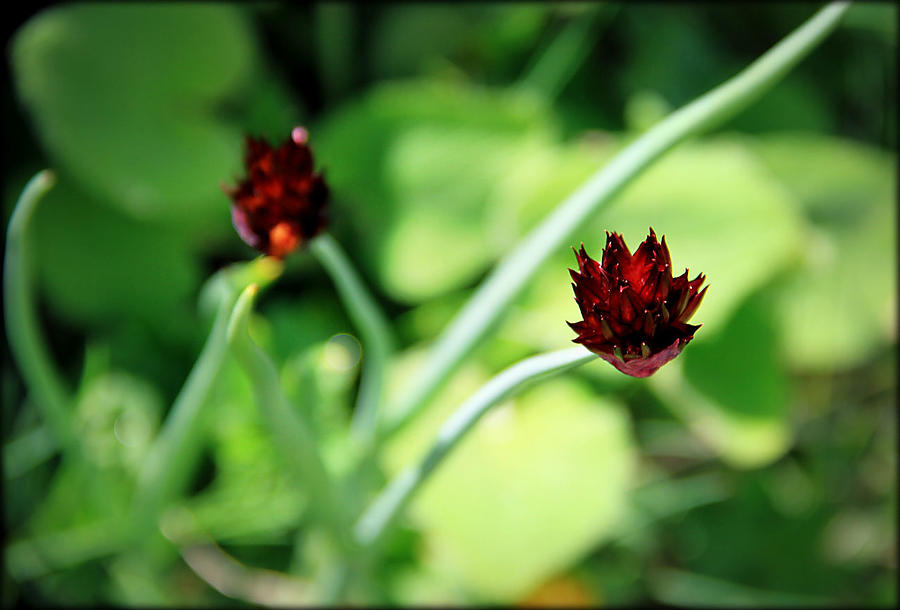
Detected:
[
  {"left": 310, "top": 233, "right": 393, "bottom": 447},
  {"left": 131, "top": 257, "right": 282, "bottom": 540},
  {"left": 226, "top": 284, "right": 355, "bottom": 556},
  {"left": 3, "top": 170, "right": 77, "bottom": 454},
  {"left": 355, "top": 346, "right": 596, "bottom": 549},
  {"left": 2, "top": 170, "right": 117, "bottom": 516},
  {"left": 382, "top": 2, "right": 850, "bottom": 441}
]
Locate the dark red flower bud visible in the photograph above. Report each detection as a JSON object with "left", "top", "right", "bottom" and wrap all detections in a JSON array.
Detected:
[
  {"left": 224, "top": 127, "right": 328, "bottom": 259},
  {"left": 568, "top": 228, "right": 707, "bottom": 377}
]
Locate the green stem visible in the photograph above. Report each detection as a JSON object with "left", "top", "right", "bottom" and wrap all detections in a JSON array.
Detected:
[
  {"left": 310, "top": 233, "right": 393, "bottom": 447},
  {"left": 517, "top": 5, "right": 618, "bottom": 102},
  {"left": 133, "top": 257, "right": 283, "bottom": 539},
  {"left": 355, "top": 346, "right": 595, "bottom": 549},
  {"left": 3, "top": 170, "right": 119, "bottom": 516},
  {"left": 3, "top": 170, "right": 77, "bottom": 455},
  {"left": 226, "top": 284, "right": 356, "bottom": 557},
  {"left": 132, "top": 293, "right": 233, "bottom": 535},
  {"left": 314, "top": 3, "right": 356, "bottom": 103},
  {"left": 131, "top": 257, "right": 283, "bottom": 541},
  {"left": 382, "top": 2, "right": 850, "bottom": 441}
]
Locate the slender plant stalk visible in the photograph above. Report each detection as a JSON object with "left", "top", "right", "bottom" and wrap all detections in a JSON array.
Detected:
[
  {"left": 355, "top": 346, "right": 596, "bottom": 549},
  {"left": 226, "top": 284, "right": 356, "bottom": 557},
  {"left": 131, "top": 257, "right": 283, "bottom": 540},
  {"left": 517, "top": 5, "right": 618, "bottom": 103},
  {"left": 315, "top": 3, "right": 356, "bottom": 103},
  {"left": 3, "top": 170, "right": 123, "bottom": 517},
  {"left": 310, "top": 233, "right": 393, "bottom": 446},
  {"left": 3, "top": 170, "right": 77, "bottom": 455},
  {"left": 382, "top": 2, "right": 851, "bottom": 441}
]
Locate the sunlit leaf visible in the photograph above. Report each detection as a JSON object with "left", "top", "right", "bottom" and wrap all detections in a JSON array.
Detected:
[
  {"left": 752, "top": 133, "right": 896, "bottom": 371},
  {"left": 384, "top": 354, "right": 635, "bottom": 601}
]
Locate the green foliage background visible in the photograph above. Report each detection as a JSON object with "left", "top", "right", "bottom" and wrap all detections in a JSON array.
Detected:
[{"left": 2, "top": 3, "right": 896, "bottom": 606}]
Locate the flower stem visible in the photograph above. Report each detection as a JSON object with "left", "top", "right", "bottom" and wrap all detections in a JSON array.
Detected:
[
  {"left": 131, "top": 257, "right": 283, "bottom": 540},
  {"left": 226, "top": 284, "right": 356, "bottom": 557},
  {"left": 3, "top": 170, "right": 77, "bottom": 455},
  {"left": 310, "top": 233, "right": 394, "bottom": 447},
  {"left": 381, "top": 2, "right": 850, "bottom": 441},
  {"left": 355, "top": 346, "right": 596, "bottom": 549}
]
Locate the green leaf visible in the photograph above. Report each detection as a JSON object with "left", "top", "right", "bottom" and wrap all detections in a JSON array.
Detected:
[
  {"left": 650, "top": 567, "right": 837, "bottom": 607},
  {"left": 750, "top": 132, "right": 893, "bottom": 223},
  {"left": 368, "top": 5, "right": 548, "bottom": 80},
  {"left": 11, "top": 4, "right": 259, "bottom": 226},
  {"left": 774, "top": 201, "right": 895, "bottom": 371},
  {"left": 650, "top": 291, "right": 791, "bottom": 469},
  {"left": 262, "top": 294, "right": 354, "bottom": 365},
  {"left": 75, "top": 371, "right": 163, "bottom": 473},
  {"left": 30, "top": 180, "right": 201, "bottom": 328},
  {"left": 682, "top": 292, "right": 788, "bottom": 420},
  {"left": 170, "top": 356, "right": 307, "bottom": 545},
  {"left": 752, "top": 133, "right": 896, "bottom": 371},
  {"left": 383, "top": 355, "right": 635, "bottom": 601},
  {"left": 315, "top": 80, "right": 554, "bottom": 302}
]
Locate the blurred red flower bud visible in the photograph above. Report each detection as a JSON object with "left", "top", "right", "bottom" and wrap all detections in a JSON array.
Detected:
[
  {"left": 224, "top": 127, "right": 328, "bottom": 259},
  {"left": 568, "top": 229, "right": 707, "bottom": 377}
]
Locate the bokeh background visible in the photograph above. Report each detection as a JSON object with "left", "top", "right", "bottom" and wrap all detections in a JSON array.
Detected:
[{"left": 2, "top": 2, "right": 896, "bottom": 606}]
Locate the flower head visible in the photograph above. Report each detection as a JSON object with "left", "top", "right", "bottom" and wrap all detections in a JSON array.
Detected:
[
  {"left": 568, "top": 228, "right": 707, "bottom": 377},
  {"left": 225, "top": 127, "right": 328, "bottom": 259}
]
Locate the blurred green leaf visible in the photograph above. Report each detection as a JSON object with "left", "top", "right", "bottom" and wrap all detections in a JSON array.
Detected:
[
  {"left": 383, "top": 352, "right": 635, "bottom": 601},
  {"left": 649, "top": 291, "right": 791, "bottom": 469},
  {"left": 729, "top": 78, "right": 834, "bottom": 134},
  {"left": 11, "top": 4, "right": 260, "bottom": 226},
  {"left": 682, "top": 292, "right": 788, "bottom": 420},
  {"left": 380, "top": 127, "right": 546, "bottom": 301},
  {"left": 19, "top": 461, "right": 129, "bottom": 547},
  {"left": 751, "top": 132, "right": 893, "bottom": 222},
  {"left": 31, "top": 180, "right": 201, "bottom": 328},
  {"left": 175, "top": 357, "right": 307, "bottom": 545},
  {"left": 368, "top": 5, "right": 549, "bottom": 81},
  {"left": 842, "top": 3, "right": 898, "bottom": 44},
  {"left": 619, "top": 7, "right": 724, "bottom": 109},
  {"left": 369, "top": 6, "right": 477, "bottom": 79},
  {"left": 75, "top": 371, "right": 163, "bottom": 474},
  {"left": 315, "top": 79, "right": 555, "bottom": 302},
  {"left": 774, "top": 203, "right": 895, "bottom": 372},
  {"left": 650, "top": 567, "right": 837, "bottom": 607},
  {"left": 623, "top": 89, "right": 672, "bottom": 133},
  {"left": 752, "top": 133, "right": 896, "bottom": 371},
  {"left": 107, "top": 554, "right": 177, "bottom": 606},
  {"left": 262, "top": 294, "right": 353, "bottom": 365}
]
